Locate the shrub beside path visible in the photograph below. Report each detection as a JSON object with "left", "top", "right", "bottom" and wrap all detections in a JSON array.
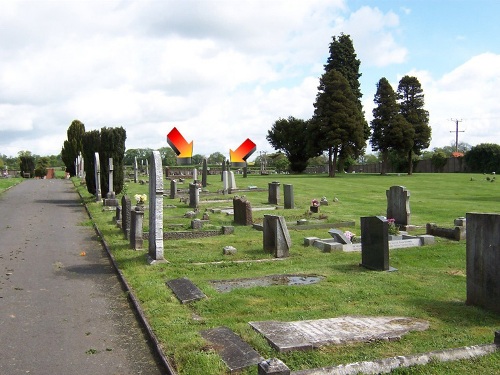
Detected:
[{"left": 0, "top": 179, "right": 165, "bottom": 375}]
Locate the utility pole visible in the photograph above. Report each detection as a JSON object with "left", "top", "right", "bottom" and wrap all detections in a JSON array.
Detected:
[{"left": 450, "top": 118, "right": 464, "bottom": 152}]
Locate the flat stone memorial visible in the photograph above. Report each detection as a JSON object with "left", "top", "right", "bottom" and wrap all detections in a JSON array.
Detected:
[
  {"left": 250, "top": 316, "right": 429, "bottom": 352},
  {"left": 328, "top": 228, "right": 351, "bottom": 244},
  {"left": 201, "top": 326, "right": 264, "bottom": 373},
  {"left": 166, "top": 277, "right": 206, "bottom": 304}
]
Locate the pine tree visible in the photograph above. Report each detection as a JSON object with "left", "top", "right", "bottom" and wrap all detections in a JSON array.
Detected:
[{"left": 397, "top": 75, "right": 431, "bottom": 175}]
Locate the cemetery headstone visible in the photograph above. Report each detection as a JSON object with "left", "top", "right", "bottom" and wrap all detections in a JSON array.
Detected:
[
  {"left": 228, "top": 171, "right": 237, "bottom": 191},
  {"left": 133, "top": 156, "right": 138, "bottom": 183},
  {"left": 328, "top": 228, "right": 351, "bottom": 244},
  {"left": 233, "top": 197, "right": 253, "bottom": 225},
  {"left": 115, "top": 205, "right": 122, "bottom": 225},
  {"left": 145, "top": 158, "right": 149, "bottom": 176},
  {"left": 189, "top": 182, "right": 199, "bottom": 208},
  {"left": 360, "top": 216, "right": 396, "bottom": 271},
  {"left": 243, "top": 166, "right": 248, "bottom": 178},
  {"left": 130, "top": 205, "right": 144, "bottom": 250},
  {"left": 193, "top": 168, "right": 198, "bottom": 182},
  {"left": 202, "top": 158, "right": 208, "bottom": 187},
  {"left": 148, "top": 150, "right": 165, "bottom": 263},
  {"left": 166, "top": 277, "right": 206, "bottom": 304},
  {"left": 94, "top": 152, "right": 102, "bottom": 202},
  {"left": 466, "top": 213, "right": 500, "bottom": 313},
  {"left": 169, "top": 179, "right": 177, "bottom": 199},
  {"left": 104, "top": 157, "right": 118, "bottom": 206},
  {"left": 263, "top": 215, "right": 291, "bottom": 258},
  {"left": 386, "top": 185, "right": 411, "bottom": 226},
  {"left": 268, "top": 181, "right": 280, "bottom": 205},
  {"left": 258, "top": 358, "right": 290, "bottom": 375},
  {"left": 222, "top": 171, "right": 229, "bottom": 194},
  {"left": 283, "top": 184, "right": 294, "bottom": 209},
  {"left": 121, "top": 195, "right": 131, "bottom": 239}
]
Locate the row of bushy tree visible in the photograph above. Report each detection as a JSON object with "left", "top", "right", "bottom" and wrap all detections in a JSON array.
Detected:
[
  {"left": 61, "top": 120, "right": 126, "bottom": 195},
  {"left": 267, "top": 33, "right": 431, "bottom": 176}
]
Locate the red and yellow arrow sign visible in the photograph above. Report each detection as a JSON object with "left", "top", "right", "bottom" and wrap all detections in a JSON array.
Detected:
[
  {"left": 167, "top": 127, "right": 193, "bottom": 158},
  {"left": 230, "top": 138, "right": 256, "bottom": 164}
]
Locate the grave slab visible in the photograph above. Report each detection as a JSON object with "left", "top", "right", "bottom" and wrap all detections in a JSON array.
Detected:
[
  {"left": 250, "top": 316, "right": 429, "bottom": 352},
  {"left": 166, "top": 277, "right": 206, "bottom": 304},
  {"left": 200, "top": 326, "right": 264, "bottom": 373}
]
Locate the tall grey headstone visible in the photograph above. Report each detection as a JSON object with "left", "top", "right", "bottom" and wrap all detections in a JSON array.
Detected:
[
  {"left": 145, "top": 158, "right": 149, "bottom": 176},
  {"left": 386, "top": 185, "right": 410, "bottom": 226},
  {"left": 133, "top": 156, "right": 138, "bottom": 183},
  {"left": 94, "top": 152, "right": 102, "bottom": 202},
  {"left": 222, "top": 171, "right": 229, "bottom": 194},
  {"left": 148, "top": 151, "right": 165, "bottom": 263},
  {"left": 228, "top": 171, "right": 237, "bottom": 191},
  {"left": 268, "top": 181, "right": 280, "bottom": 205},
  {"left": 283, "top": 184, "right": 294, "bottom": 209},
  {"left": 189, "top": 182, "right": 199, "bottom": 208},
  {"left": 202, "top": 158, "right": 208, "bottom": 187},
  {"left": 263, "top": 215, "right": 291, "bottom": 258},
  {"left": 360, "top": 216, "right": 395, "bottom": 271},
  {"left": 169, "top": 179, "right": 177, "bottom": 199},
  {"left": 121, "top": 195, "right": 132, "bottom": 239},
  {"left": 79, "top": 152, "right": 84, "bottom": 178},
  {"left": 243, "top": 166, "right": 247, "bottom": 178},
  {"left": 466, "top": 213, "right": 500, "bottom": 313}
]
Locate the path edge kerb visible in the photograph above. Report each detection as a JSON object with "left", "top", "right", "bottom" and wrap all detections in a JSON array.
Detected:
[{"left": 76, "top": 187, "right": 177, "bottom": 375}]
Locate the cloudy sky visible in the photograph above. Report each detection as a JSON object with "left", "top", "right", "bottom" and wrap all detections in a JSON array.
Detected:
[{"left": 1, "top": 0, "right": 499, "bottom": 159}]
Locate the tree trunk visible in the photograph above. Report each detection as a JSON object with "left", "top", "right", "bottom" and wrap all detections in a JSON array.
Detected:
[
  {"left": 381, "top": 150, "right": 388, "bottom": 175},
  {"left": 407, "top": 149, "right": 414, "bottom": 175},
  {"left": 332, "top": 148, "right": 339, "bottom": 177},
  {"left": 328, "top": 147, "right": 334, "bottom": 177}
]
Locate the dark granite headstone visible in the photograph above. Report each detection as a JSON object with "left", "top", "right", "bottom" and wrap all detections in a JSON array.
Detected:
[
  {"left": 466, "top": 213, "right": 500, "bottom": 313},
  {"left": 121, "top": 195, "right": 131, "bottom": 239},
  {"left": 233, "top": 197, "right": 253, "bottom": 225},
  {"left": 263, "top": 215, "right": 291, "bottom": 258},
  {"left": 386, "top": 185, "right": 410, "bottom": 226},
  {"left": 283, "top": 184, "right": 294, "bottom": 209},
  {"left": 268, "top": 181, "right": 280, "bottom": 205},
  {"left": 189, "top": 182, "right": 199, "bottom": 208},
  {"left": 360, "top": 216, "right": 395, "bottom": 271},
  {"left": 166, "top": 277, "right": 206, "bottom": 304},
  {"left": 202, "top": 158, "right": 208, "bottom": 187},
  {"left": 201, "top": 326, "right": 263, "bottom": 373}
]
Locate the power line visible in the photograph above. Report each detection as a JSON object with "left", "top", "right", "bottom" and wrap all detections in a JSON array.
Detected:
[{"left": 450, "top": 118, "right": 464, "bottom": 152}]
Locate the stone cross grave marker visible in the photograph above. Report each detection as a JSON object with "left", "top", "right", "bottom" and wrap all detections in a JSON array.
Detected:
[
  {"left": 148, "top": 150, "right": 165, "bottom": 263},
  {"left": 263, "top": 214, "right": 291, "bottom": 258},
  {"left": 386, "top": 185, "right": 411, "bottom": 226},
  {"left": 360, "top": 216, "right": 396, "bottom": 271},
  {"left": 466, "top": 212, "right": 500, "bottom": 313},
  {"left": 268, "top": 181, "right": 280, "bottom": 205},
  {"left": 94, "top": 152, "right": 102, "bottom": 202},
  {"left": 283, "top": 184, "right": 294, "bottom": 209},
  {"left": 233, "top": 197, "right": 253, "bottom": 225},
  {"left": 104, "top": 157, "right": 118, "bottom": 206}
]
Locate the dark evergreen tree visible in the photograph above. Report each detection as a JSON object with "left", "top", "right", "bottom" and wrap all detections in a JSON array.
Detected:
[
  {"left": 322, "top": 33, "right": 369, "bottom": 169},
  {"left": 397, "top": 75, "right": 431, "bottom": 175},
  {"left": 370, "top": 78, "right": 414, "bottom": 174},
  {"left": 99, "top": 127, "right": 126, "bottom": 196},
  {"left": 19, "top": 152, "right": 35, "bottom": 178},
  {"left": 310, "top": 69, "right": 366, "bottom": 177},
  {"left": 266, "top": 116, "right": 312, "bottom": 173},
  {"left": 61, "top": 120, "right": 85, "bottom": 176},
  {"left": 464, "top": 143, "right": 500, "bottom": 173},
  {"left": 82, "top": 130, "right": 101, "bottom": 195}
]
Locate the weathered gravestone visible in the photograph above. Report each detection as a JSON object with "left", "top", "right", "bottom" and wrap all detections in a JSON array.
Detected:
[
  {"left": 228, "top": 171, "right": 237, "bottom": 191},
  {"left": 222, "top": 171, "right": 229, "bottom": 194},
  {"left": 268, "top": 181, "right": 280, "bottom": 205},
  {"left": 130, "top": 205, "right": 144, "bottom": 250},
  {"left": 189, "top": 182, "right": 199, "bottom": 208},
  {"left": 202, "top": 158, "right": 208, "bottom": 187},
  {"left": 94, "top": 152, "right": 102, "bottom": 202},
  {"left": 386, "top": 185, "right": 410, "bottom": 226},
  {"left": 104, "top": 157, "right": 118, "bottom": 206},
  {"left": 283, "top": 184, "right": 294, "bottom": 209},
  {"left": 192, "top": 168, "right": 198, "bottom": 182},
  {"left": 166, "top": 277, "right": 206, "bottom": 304},
  {"left": 121, "top": 195, "right": 131, "bottom": 239},
  {"left": 328, "top": 228, "right": 351, "bottom": 244},
  {"left": 115, "top": 205, "right": 122, "bottom": 226},
  {"left": 263, "top": 214, "right": 291, "bottom": 258},
  {"left": 169, "top": 179, "right": 177, "bottom": 199},
  {"left": 466, "top": 213, "right": 500, "bottom": 313},
  {"left": 233, "top": 196, "right": 253, "bottom": 225},
  {"left": 258, "top": 358, "right": 290, "bottom": 375},
  {"left": 360, "top": 216, "right": 396, "bottom": 271},
  {"left": 133, "top": 156, "right": 138, "bottom": 183},
  {"left": 148, "top": 151, "right": 165, "bottom": 263}
]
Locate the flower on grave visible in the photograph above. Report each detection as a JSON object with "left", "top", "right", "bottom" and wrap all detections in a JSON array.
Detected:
[
  {"left": 387, "top": 218, "right": 399, "bottom": 235},
  {"left": 344, "top": 231, "right": 356, "bottom": 241},
  {"left": 311, "top": 199, "right": 319, "bottom": 207},
  {"left": 134, "top": 194, "right": 147, "bottom": 204}
]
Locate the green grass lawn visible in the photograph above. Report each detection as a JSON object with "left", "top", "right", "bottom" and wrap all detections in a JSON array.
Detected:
[
  {"left": 75, "top": 172, "right": 500, "bottom": 375},
  {"left": 0, "top": 177, "right": 23, "bottom": 193}
]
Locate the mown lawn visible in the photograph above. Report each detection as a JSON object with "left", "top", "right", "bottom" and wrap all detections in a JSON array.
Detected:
[{"left": 76, "top": 172, "right": 500, "bottom": 375}]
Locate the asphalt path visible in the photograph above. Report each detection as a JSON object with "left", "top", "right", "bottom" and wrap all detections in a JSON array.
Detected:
[{"left": 0, "top": 179, "right": 165, "bottom": 375}]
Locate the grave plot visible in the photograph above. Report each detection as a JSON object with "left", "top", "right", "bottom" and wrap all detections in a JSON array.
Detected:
[{"left": 210, "top": 274, "right": 324, "bottom": 293}]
